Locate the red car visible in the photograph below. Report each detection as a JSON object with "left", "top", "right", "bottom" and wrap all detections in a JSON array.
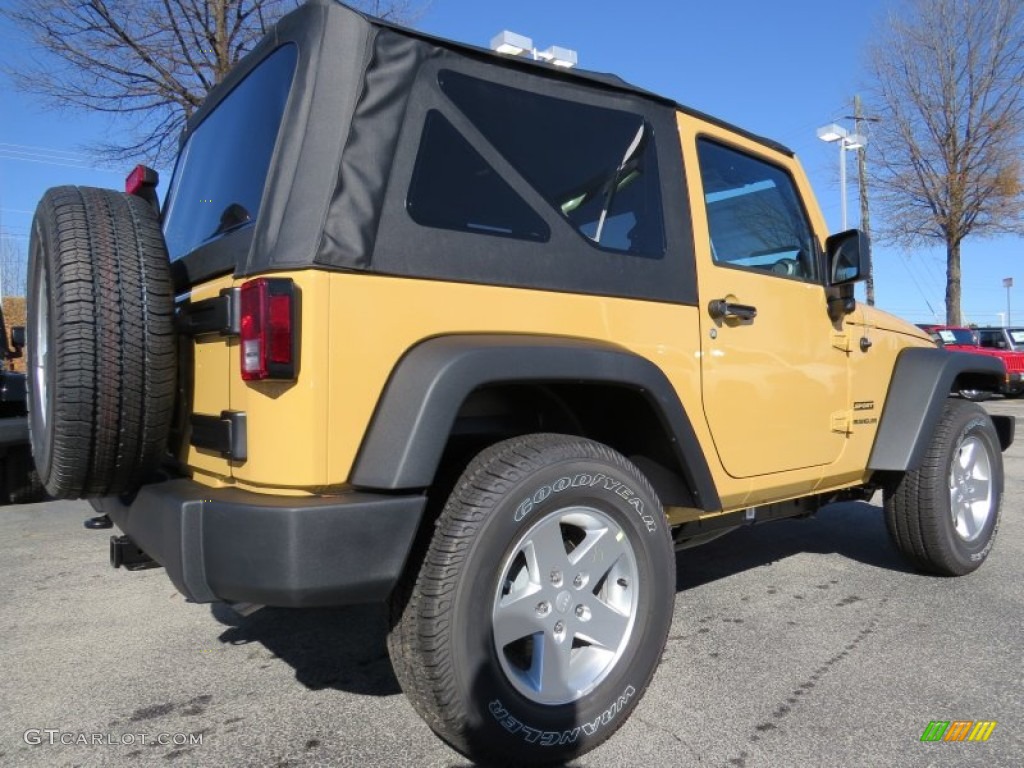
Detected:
[{"left": 918, "top": 325, "right": 1024, "bottom": 398}]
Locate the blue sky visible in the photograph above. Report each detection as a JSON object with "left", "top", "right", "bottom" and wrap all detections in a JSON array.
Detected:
[{"left": 0, "top": 0, "right": 1020, "bottom": 324}]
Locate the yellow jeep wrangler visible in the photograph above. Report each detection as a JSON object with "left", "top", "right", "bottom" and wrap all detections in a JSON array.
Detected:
[{"left": 26, "top": 1, "right": 1013, "bottom": 763}]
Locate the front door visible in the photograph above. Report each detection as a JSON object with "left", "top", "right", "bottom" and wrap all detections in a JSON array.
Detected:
[{"left": 692, "top": 137, "right": 848, "bottom": 478}]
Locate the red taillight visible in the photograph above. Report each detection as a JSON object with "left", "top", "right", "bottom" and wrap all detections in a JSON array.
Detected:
[
  {"left": 125, "top": 164, "right": 158, "bottom": 196},
  {"left": 239, "top": 278, "right": 297, "bottom": 381}
]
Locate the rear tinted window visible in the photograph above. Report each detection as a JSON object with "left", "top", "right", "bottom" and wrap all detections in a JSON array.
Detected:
[
  {"left": 434, "top": 70, "right": 666, "bottom": 257},
  {"left": 407, "top": 111, "right": 550, "bottom": 242},
  {"left": 163, "top": 44, "right": 297, "bottom": 260}
]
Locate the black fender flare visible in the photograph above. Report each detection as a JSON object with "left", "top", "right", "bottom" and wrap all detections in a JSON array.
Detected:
[
  {"left": 350, "top": 334, "right": 721, "bottom": 511},
  {"left": 868, "top": 348, "right": 1012, "bottom": 472}
]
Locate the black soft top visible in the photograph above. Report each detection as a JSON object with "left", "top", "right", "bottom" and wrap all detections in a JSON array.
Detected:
[
  {"left": 170, "top": 0, "right": 788, "bottom": 303},
  {"left": 185, "top": 1, "right": 789, "bottom": 155}
]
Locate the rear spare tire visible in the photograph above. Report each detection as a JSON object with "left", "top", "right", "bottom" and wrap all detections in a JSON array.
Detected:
[{"left": 27, "top": 186, "right": 175, "bottom": 499}]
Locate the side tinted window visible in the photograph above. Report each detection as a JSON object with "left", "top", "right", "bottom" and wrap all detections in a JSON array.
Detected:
[
  {"left": 163, "top": 44, "right": 298, "bottom": 260},
  {"left": 436, "top": 70, "right": 665, "bottom": 257},
  {"left": 697, "top": 140, "right": 817, "bottom": 280},
  {"left": 407, "top": 111, "right": 550, "bottom": 242}
]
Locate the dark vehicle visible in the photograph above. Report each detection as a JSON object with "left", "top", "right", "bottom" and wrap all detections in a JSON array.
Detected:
[{"left": 0, "top": 307, "right": 44, "bottom": 503}]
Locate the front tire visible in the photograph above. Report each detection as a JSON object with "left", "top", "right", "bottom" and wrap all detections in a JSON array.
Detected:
[
  {"left": 884, "top": 399, "right": 1003, "bottom": 575},
  {"left": 388, "top": 434, "right": 675, "bottom": 765}
]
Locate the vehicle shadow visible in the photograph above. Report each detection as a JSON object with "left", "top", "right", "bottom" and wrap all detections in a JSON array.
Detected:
[
  {"left": 675, "top": 500, "right": 914, "bottom": 590},
  {"left": 211, "top": 601, "right": 399, "bottom": 696},
  {"left": 207, "top": 502, "right": 909, "bottom": 701}
]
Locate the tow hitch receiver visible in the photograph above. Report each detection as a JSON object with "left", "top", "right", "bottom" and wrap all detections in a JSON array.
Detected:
[{"left": 109, "top": 535, "right": 160, "bottom": 571}]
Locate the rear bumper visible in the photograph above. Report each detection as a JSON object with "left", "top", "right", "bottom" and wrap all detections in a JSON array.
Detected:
[{"left": 92, "top": 479, "right": 425, "bottom": 608}]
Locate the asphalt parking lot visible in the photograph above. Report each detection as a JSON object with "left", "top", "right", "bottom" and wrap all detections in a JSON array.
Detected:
[{"left": 1, "top": 402, "right": 1022, "bottom": 768}]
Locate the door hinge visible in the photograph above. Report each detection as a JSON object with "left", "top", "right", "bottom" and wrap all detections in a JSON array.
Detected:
[
  {"left": 831, "top": 411, "right": 852, "bottom": 434},
  {"left": 831, "top": 332, "right": 853, "bottom": 353},
  {"left": 177, "top": 288, "right": 240, "bottom": 337},
  {"left": 190, "top": 410, "right": 247, "bottom": 461}
]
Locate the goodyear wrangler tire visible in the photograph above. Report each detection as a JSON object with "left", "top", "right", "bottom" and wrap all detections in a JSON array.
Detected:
[
  {"left": 884, "top": 399, "right": 1002, "bottom": 576},
  {"left": 387, "top": 434, "right": 674, "bottom": 765},
  {"left": 27, "top": 186, "right": 175, "bottom": 499}
]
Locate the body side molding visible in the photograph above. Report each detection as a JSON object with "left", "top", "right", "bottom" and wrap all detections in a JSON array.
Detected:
[
  {"left": 868, "top": 348, "right": 1008, "bottom": 472},
  {"left": 350, "top": 334, "right": 721, "bottom": 512}
]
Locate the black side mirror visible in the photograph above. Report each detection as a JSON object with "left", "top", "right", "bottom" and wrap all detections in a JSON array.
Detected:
[{"left": 826, "top": 229, "right": 870, "bottom": 286}]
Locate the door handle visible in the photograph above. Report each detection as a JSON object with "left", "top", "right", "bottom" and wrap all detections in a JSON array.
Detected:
[{"left": 708, "top": 299, "right": 757, "bottom": 322}]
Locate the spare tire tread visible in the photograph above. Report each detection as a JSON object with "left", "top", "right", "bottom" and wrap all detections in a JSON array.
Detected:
[
  {"left": 45, "top": 188, "right": 99, "bottom": 496},
  {"left": 28, "top": 186, "right": 175, "bottom": 499},
  {"left": 85, "top": 187, "right": 126, "bottom": 494},
  {"left": 128, "top": 195, "right": 177, "bottom": 474}
]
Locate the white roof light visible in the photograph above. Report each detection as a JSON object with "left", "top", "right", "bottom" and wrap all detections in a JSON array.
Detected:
[
  {"left": 816, "top": 123, "right": 848, "bottom": 143},
  {"left": 490, "top": 31, "right": 579, "bottom": 68},
  {"left": 538, "top": 45, "right": 578, "bottom": 68},
  {"left": 490, "top": 30, "right": 533, "bottom": 57},
  {"left": 844, "top": 132, "right": 867, "bottom": 150}
]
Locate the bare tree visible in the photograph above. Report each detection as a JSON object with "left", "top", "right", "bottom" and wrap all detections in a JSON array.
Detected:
[
  {"left": 0, "top": 236, "right": 28, "bottom": 300},
  {"left": 3, "top": 0, "right": 430, "bottom": 165},
  {"left": 866, "top": 0, "right": 1024, "bottom": 325}
]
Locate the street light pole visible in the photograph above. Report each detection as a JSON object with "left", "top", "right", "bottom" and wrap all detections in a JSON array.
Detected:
[
  {"left": 846, "top": 96, "right": 880, "bottom": 305},
  {"left": 816, "top": 123, "right": 865, "bottom": 232},
  {"left": 1004, "top": 277, "right": 1013, "bottom": 326},
  {"left": 838, "top": 141, "right": 848, "bottom": 230}
]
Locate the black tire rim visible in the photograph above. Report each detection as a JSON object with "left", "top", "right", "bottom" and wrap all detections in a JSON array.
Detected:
[{"left": 491, "top": 504, "right": 639, "bottom": 706}]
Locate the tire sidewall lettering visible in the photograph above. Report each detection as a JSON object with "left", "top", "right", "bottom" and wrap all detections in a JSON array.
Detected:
[
  {"left": 487, "top": 684, "right": 637, "bottom": 748},
  {"left": 456, "top": 445, "right": 672, "bottom": 758},
  {"left": 512, "top": 470, "right": 659, "bottom": 534},
  {"left": 969, "top": 513, "right": 999, "bottom": 562}
]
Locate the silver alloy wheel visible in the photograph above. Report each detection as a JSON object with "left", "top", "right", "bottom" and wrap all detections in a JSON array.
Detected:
[
  {"left": 492, "top": 505, "right": 639, "bottom": 706},
  {"left": 949, "top": 435, "right": 994, "bottom": 542},
  {"left": 34, "top": 266, "right": 49, "bottom": 430}
]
